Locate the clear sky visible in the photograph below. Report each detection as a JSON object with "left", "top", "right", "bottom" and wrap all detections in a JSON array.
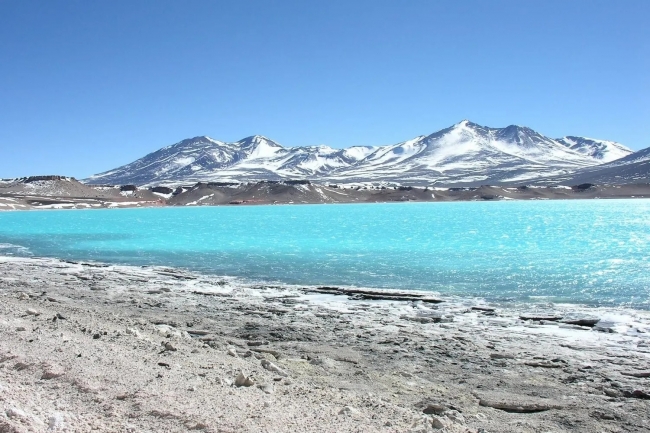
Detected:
[{"left": 1, "top": 0, "right": 648, "bottom": 178}]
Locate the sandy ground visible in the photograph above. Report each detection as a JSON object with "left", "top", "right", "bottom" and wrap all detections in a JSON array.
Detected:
[{"left": 1, "top": 256, "right": 649, "bottom": 432}]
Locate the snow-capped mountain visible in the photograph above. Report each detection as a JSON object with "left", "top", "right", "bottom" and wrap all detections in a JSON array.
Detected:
[
  {"left": 555, "top": 136, "right": 632, "bottom": 163},
  {"left": 85, "top": 121, "right": 632, "bottom": 186},
  {"left": 545, "top": 145, "right": 650, "bottom": 185}
]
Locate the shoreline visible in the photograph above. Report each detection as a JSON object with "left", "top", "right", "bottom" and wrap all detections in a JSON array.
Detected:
[
  {"left": 1, "top": 255, "right": 649, "bottom": 432},
  {"left": 2, "top": 180, "right": 650, "bottom": 211},
  {"left": 3, "top": 247, "right": 648, "bottom": 311}
]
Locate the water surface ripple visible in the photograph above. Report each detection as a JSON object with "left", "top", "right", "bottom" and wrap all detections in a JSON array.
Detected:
[{"left": 1, "top": 200, "right": 649, "bottom": 308}]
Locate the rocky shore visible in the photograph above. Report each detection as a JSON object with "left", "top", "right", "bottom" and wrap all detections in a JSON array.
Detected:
[
  {"left": 2, "top": 177, "right": 650, "bottom": 211},
  {"left": 1, "top": 256, "right": 649, "bottom": 432}
]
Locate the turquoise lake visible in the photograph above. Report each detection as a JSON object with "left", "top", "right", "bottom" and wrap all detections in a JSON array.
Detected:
[{"left": 1, "top": 200, "right": 649, "bottom": 308}]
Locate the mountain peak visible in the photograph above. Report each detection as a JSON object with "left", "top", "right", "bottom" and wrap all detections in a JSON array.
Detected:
[
  {"left": 240, "top": 134, "right": 271, "bottom": 142},
  {"left": 237, "top": 135, "right": 283, "bottom": 147},
  {"left": 453, "top": 119, "right": 477, "bottom": 128},
  {"left": 84, "top": 122, "right": 635, "bottom": 187},
  {"left": 167, "top": 135, "right": 222, "bottom": 149}
]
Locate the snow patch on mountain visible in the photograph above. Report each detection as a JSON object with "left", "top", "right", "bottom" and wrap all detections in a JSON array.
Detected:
[
  {"left": 556, "top": 136, "right": 632, "bottom": 163},
  {"left": 84, "top": 121, "right": 633, "bottom": 187}
]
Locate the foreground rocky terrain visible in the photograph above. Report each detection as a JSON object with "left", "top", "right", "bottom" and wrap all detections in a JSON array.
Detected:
[
  {"left": 2, "top": 177, "right": 650, "bottom": 211},
  {"left": 1, "top": 256, "right": 649, "bottom": 432}
]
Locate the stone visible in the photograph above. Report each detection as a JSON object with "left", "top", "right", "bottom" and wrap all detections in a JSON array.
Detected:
[
  {"left": 475, "top": 391, "right": 563, "bottom": 413},
  {"left": 604, "top": 388, "right": 622, "bottom": 397},
  {"left": 423, "top": 404, "right": 446, "bottom": 415},
  {"left": 125, "top": 328, "right": 142, "bottom": 338},
  {"left": 217, "top": 377, "right": 233, "bottom": 386},
  {"left": 623, "top": 389, "right": 650, "bottom": 400},
  {"left": 593, "top": 320, "right": 617, "bottom": 333},
  {"left": 519, "top": 314, "right": 562, "bottom": 321},
  {"left": 261, "top": 359, "right": 288, "bottom": 377},
  {"left": 431, "top": 416, "right": 446, "bottom": 429},
  {"left": 227, "top": 348, "right": 238, "bottom": 357},
  {"left": 234, "top": 372, "right": 255, "bottom": 387},
  {"left": 15, "top": 326, "right": 26, "bottom": 331},
  {"left": 42, "top": 364, "right": 65, "bottom": 379},
  {"left": 446, "top": 410, "right": 464, "bottom": 423},
  {"left": 524, "top": 361, "right": 563, "bottom": 368},
  {"left": 14, "top": 361, "right": 30, "bottom": 371},
  {"left": 590, "top": 410, "right": 617, "bottom": 420},
  {"left": 338, "top": 406, "right": 360, "bottom": 416},
  {"left": 309, "top": 356, "right": 336, "bottom": 369},
  {"left": 6, "top": 407, "right": 27, "bottom": 419},
  {"left": 489, "top": 353, "right": 515, "bottom": 360},
  {"left": 26, "top": 309, "right": 40, "bottom": 316},
  {"left": 561, "top": 318, "right": 600, "bottom": 327},
  {"left": 257, "top": 383, "right": 274, "bottom": 394},
  {"left": 621, "top": 371, "right": 650, "bottom": 378},
  {"left": 48, "top": 412, "right": 65, "bottom": 430},
  {"left": 471, "top": 306, "right": 496, "bottom": 312},
  {"left": 163, "top": 342, "right": 177, "bottom": 352},
  {"left": 186, "top": 330, "right": 211, "bottom": 336}
]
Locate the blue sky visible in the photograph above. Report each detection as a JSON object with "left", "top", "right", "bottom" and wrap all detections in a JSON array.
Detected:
[{"left": 1, "top": 0, "right": 648, "bottom": 178}]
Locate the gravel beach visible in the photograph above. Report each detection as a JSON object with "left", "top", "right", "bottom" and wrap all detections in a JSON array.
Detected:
[{"left": 1, "top": 256, "right": 649, "bottom": 432}]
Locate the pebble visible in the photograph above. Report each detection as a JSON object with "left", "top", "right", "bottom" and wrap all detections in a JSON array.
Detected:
[
  {"left": 234, "top": 372, "right": 255, "bottom": 387},
  {"left": 338, "top": 406, "right": 360, "bottom": 416},
  {"left": 6, "top": 407, "right": 26, "bottom": 419},
  {"left": 257, "top": 383, "right": 274, "bottom": 394},
  {"left": 422, "top": 404, "right": 446, "bottom": 415},
  {"left": 489, "top": 353, "right": 515, "bottom": 359},
  {"left": 163, "top": 342, "right": 177, "bottom": 352},
  {"left": 48, "top": 412, "right": 65, "bottom": 430},
  {"left": 261, "top": 359, "right": 288, "bottom": 377},
  {"left": 42, "top": 364, "right": 65, "bottom": 380},
  {"left": 604, "top": 388, "right": 622, "bottom": 397},
  {"left": 125, "top": 328, "right": 142, "bottom": 338},
  {"left": 227, "top": 348, "right": 238, "bottom": 357},
  {"left": 446, "top": 410, "right": 464, "bottom": 423},
  {"left": 431, "top": 416, "right": 445, "bottom": 429},
  {"left": 26, "top": 308, "right": 41, "bottom": 316}
]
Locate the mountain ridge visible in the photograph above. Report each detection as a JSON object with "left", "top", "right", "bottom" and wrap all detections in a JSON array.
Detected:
[{"left": 84, "top": 120, "right": 634, "bottom": 187}]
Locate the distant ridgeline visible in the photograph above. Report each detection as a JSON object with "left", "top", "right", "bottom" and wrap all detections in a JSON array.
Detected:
[
  {"left": 23, "top": 176, "right": 76, "bottom": 183},
  {"left": 82, "top": 120, "right": 648, "bottom": 187}
]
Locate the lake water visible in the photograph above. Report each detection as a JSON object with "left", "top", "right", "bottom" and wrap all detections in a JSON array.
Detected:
[{"left": 0, "top": 200, "right": 649, "bottom": 308}]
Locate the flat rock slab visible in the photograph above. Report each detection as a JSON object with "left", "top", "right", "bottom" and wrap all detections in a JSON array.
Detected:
[
  {"left": 525, "top": 361, "right": 564, "bottom": 368},
  {"left": 186, "top": 330, "right": 211, "bottom": 336},
  {"left": 475, "top": 391, "right": 564, "bottom": 413},
  {"left": 623, "top": 390, "right": 650, "bottom": 400},
  {"left": 306, "top": 286, "right": 443, "bottom": 303},
  {"left": 560, "top": 317, "right": 600, "bottom": 327},
  {"left": 519, "top": 314, "right": 563, "bottom": 321},
  {"left": 621, "top": 371, "right": 650, "bottom": 378},
  {"left": 471, "top": 306, "right": 496, "bottom": 312}
]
